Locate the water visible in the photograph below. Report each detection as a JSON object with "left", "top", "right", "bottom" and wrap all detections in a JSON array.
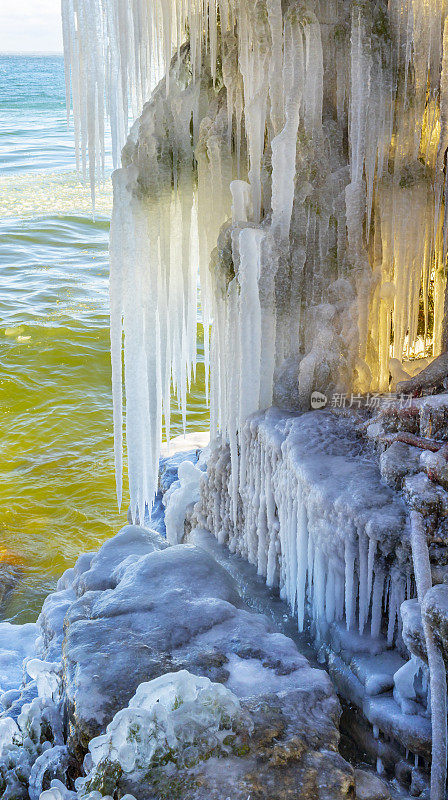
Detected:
[{"left": 0, "top": 55, "right": 208, "bottom": 622}]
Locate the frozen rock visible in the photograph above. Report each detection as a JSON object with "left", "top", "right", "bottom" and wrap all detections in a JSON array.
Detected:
[
  {"left": 369, "top": 405, "right": 421, "bottom": 437},
  {"left": 350, "top": 652, "right": 406, "bottom": 696},
  {"left": 422, "top": 584, "right": 448, "bottom": 665},
  {"left": 0, "top": 660, "right": 68, "bottom": 799},
  {"left": 419, "top": 395, "right": 448, "bottom": 442},
  {"left": 401, "top": 599, "right": 427, "bottom": 664},
  {"left": 420, "top": 448, "right": 448, "bottom": 492},
  {"left": 73, "top": 525, "right": 166, "bottom": 595},
  {"left": 197, "top": 409, "right": 410, "bottom": 643},
  {"left": 76, "top": 668, "right": 352, "bottom": 800},
  {"left": 329, "top": 624, "right": 387, "bottom": 660},
  {"left": 38, "top": 588, "right": 76, "bottom": 661},
  {"left": 403, "top": 473, "right": 448, "bottom": 519},
  {"left": 354, "top": 768, "right": 390, "bottom": 800},
  {"left": 379, "top": 442, "right": 421, "bottom": 490},
  {"left": 393, "top": 657, "right": 428, "bottom": 716},
  {"left": 363, "top": 695, "right": 432, "bottom": 760},
  {"left": 62, "top": 540, "right": 344, "bottom": 796}
]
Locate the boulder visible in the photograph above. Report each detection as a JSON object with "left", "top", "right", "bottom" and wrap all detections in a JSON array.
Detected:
[{"left": 354, "top": 768, "right": 390, "bottom": 800}]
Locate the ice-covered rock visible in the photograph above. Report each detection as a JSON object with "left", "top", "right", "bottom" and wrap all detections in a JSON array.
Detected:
[
  {"left": 195, "top": 408, "right": 410, "bottom": 641},
  {"left": 0, "top": 622, "right": 39, "bottom": 696},
  {"left": 37, "top": 587, "right": 77, "bottom": 661},
  {"left": 62, "top": 541, "right": 347, "bottom": 797},
  {"left": 404, "top": 473, "right": 448, "bottom": 520},
  {"left": 419, "top": 396, "right": 448, "bottom": 442},
  {"left": 401, "top": 599, "right": 427, "bottom": 664},
  {"left": 0, "top": 659, "right": 70, "bottom": 800},
  {"left": 72, "top": 524, "right": 166, "bottom": 595},
  {"left": 350, "top": 652, "right": 406, "bottom": 697},
  {"left": 76, "top": 670, "right": 250, "bottom": 797},
  {"left": 422, "top": 584, "right": 448, "bottom": 666},
  {"left": 379, "top": 441, "right": 421, "bottom": 490},
  {"left": 72, "top": 666, "right": 352, "bottom": 800}
]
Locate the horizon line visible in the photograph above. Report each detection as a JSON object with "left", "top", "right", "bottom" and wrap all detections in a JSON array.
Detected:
[{"left": 0, "top": 50, "right": 64, "bottom": 56}]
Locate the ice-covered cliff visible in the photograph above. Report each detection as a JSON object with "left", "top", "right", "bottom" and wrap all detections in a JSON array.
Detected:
[{"left": 63, "top": 0, "right": 448, "bottom": 519}]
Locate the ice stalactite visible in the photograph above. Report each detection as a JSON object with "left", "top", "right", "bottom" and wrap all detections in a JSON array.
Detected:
[{"left": 410, "top": 511, "right": 447, "bottom": 800}]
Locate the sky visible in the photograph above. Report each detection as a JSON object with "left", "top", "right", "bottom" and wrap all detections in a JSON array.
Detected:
[{"left": 0, "top": 0, "right": 63, "bottom": 53}]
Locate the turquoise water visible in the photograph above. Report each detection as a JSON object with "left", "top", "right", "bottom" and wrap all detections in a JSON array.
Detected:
[{"left": 0, "top": 55, "right": 207, "bottom": 622}]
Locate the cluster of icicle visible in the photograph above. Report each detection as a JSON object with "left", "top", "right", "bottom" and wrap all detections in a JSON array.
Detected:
[
  {"left": 193, "top": 409, "right": 410, "bottom": 646},
  {"left": 63, "top": 0, "right": 448, "bottom": 519}
]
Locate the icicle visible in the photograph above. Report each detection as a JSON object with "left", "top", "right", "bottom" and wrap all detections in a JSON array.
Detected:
[
  {"left": 410, "top": 510, "right": 447, "bottom": 800},
  {"left": 296, "top": 491, "right": 308, "bottom": 632},
  {"left": 345, "top": 539, "right": 356, "bottom": 631},
  {"left": 270, "top": 15, "right": 303, "bottom": 239},
  {"left": 371, "top": 567, "right": 384, "bottom": 639},
  {"left": 358, "top": 533, "right": 368, "bottom": 633},
  {"left": 238, "top": 227, "right": 264, "bottom": 488}
]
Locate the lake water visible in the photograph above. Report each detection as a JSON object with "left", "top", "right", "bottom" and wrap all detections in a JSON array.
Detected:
[{"left": 0, "top": 54, "right": 208, "bottom": 622}]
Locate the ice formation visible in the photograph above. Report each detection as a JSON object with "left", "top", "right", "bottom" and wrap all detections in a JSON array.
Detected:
[
  {"left": 0, "top": 658, "right": 70, "bottom": 800},
  {"left": 410, "top": 510, "right": 447, "bottom": 800},
  {"left": 163, "top": 459, "right": 204, "bottom": 544},
  {"left": 63, "top": 0, "right": 448, "bottom": 522},
  {"left": 75, "top": 669, "right": 249, "bottom": 797},
  {"left": 0, "top": 622, "right": 39, "bottom": 694},
  {"left": 193, "top": 408, "right": 410, "bottom": 643}
]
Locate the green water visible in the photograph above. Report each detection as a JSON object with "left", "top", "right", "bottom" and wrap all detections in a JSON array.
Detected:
[{"left": 0, "top": 55, "right": 208, "bottom": 622}]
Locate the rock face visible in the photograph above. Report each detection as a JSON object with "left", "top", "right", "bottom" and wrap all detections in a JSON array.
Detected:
[{"left": 60, "top": 525, "right": 353, "bottom": 798}]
